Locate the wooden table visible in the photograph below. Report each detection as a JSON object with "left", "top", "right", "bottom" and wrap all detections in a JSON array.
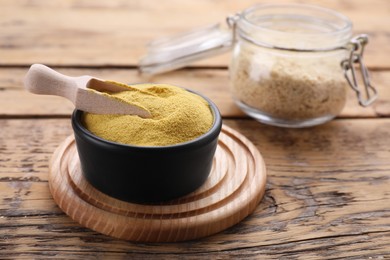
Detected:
[{"left": 1, "top": 0, "right": 389, "bottom": 258}]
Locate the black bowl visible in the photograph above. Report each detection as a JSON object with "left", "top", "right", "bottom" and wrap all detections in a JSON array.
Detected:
[{"left": 71, "top": 91, "right": 222, "bottom": 203}]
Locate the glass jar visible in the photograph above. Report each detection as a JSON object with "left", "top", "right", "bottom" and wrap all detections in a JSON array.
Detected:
[
  {"left": 230, "top": 4, "right": 354, "bottom": 127},
  {"left": 139, "top": 3, "right": 377, "bottom": 128}
]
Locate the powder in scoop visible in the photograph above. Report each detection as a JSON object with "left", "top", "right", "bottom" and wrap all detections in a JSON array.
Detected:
[{"left": 83, "top": 83, "right": 214, "bottom": 146}]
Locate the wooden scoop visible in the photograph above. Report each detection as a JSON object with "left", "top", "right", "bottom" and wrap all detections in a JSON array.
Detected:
[{"left": 24, "top": 64, "right": 151, "bottom": 117}]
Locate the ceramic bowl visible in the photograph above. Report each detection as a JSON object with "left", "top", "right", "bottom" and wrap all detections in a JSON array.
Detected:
[{"left": 71, "top": 90, "right": 222, "bottom": 203}]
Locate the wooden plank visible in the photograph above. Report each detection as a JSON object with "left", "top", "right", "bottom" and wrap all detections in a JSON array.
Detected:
[
  {"left": 0, "top": 0, "right": 388, "bottom": 68},
  {"left": 0, "top": 118, "right": 389, "bottom": 258},
  {"left": 0, "top": 68, "right": 389, "bottom": 118}
]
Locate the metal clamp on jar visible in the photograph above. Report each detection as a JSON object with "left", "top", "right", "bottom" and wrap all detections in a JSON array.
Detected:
[{"left": 139, "top": 3, "right": 378, "bottom": 128}]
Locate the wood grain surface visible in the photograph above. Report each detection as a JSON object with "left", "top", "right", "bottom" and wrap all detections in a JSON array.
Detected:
[
  {"left": 1, "top": 0, "right": 390, "bottom": 258},
  {"left": 1, "top": 68, "right": 389, "bottom": 118},
  {"left": 0, "top": 0, "right": 389, "bottom": 68},
  {"left": 0, "top": 118, "right": 389, "bottom": 258}
]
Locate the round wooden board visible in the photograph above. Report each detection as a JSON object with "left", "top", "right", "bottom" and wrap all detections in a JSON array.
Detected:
[{"left": 49, "top": 125, "right": 267, "bottom": 242}]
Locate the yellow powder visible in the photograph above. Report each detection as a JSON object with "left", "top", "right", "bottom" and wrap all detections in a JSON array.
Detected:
[{"left": 83, "top": 83, "right": 214, "bottom": 146}]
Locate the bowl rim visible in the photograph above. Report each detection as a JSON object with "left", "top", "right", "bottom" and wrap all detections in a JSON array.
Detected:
[{"left": 72, "top": 88, "right": 222, "bottom": 151}]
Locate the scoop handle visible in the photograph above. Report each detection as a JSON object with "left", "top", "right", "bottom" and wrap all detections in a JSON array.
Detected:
[{"left": 24, "top": 64, "right": 89, "bottom": 104}]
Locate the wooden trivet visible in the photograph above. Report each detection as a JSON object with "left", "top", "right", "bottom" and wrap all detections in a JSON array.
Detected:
[{"left": 49, "top": 125, "right": 267, "bottom": 242}]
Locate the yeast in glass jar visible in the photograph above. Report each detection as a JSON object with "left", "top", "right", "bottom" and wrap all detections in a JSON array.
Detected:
[
  {"left": 139, "top": 4, "right": 377, "bottom": 128},
  {"left": 230, "top": 4, "right": 361, "bottom": 127}
]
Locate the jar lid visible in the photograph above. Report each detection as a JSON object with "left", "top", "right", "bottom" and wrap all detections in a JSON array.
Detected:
[{"left": 139, "top": 23, "right": 232, "bottom": 75}]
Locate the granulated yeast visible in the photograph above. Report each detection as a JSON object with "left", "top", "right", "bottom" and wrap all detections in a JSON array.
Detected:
[
  {"left": 84, "top": 83, "right": 213, "bottom": 146},
  {"left": 231, "top": 47, "right": 348, "bottom": 120}
]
